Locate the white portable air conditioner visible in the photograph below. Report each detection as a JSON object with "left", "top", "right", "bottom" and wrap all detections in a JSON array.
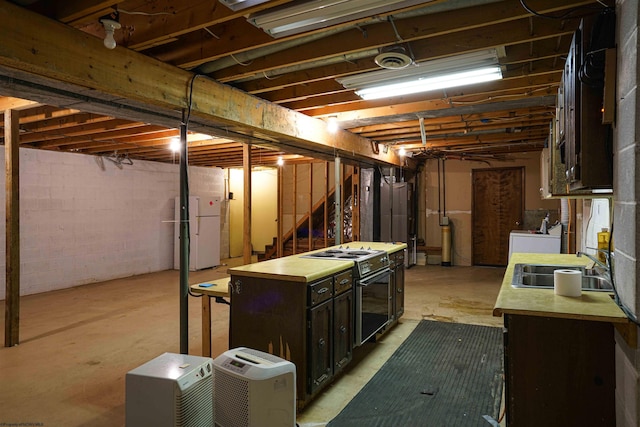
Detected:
[
  {"left": 126, "top": 353, "right": 214, "bottom": 427},
  {"left": 213, "top": 347, "right": 296, "bottom": 427}
]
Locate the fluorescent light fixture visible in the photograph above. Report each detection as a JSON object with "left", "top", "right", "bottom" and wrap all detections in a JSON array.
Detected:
[
  {"left": 356, "top": 66, "right": 502, "bottom": 100},
  {"left": 337, "top": 49, "right": 503, "bottom": 100},
  {"left": 219, "top": 0, "right": 271, "bottom": 12},
  {"left": 248, "top": 0, "right": 433, "bottom": 38}
]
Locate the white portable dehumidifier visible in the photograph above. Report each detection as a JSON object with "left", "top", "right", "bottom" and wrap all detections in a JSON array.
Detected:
[
  {"left": 213, "top": 347, "right": 296, "bottom": 427},
  {"left": 125, "top": 352, "right": 214, "bottom": 427}
]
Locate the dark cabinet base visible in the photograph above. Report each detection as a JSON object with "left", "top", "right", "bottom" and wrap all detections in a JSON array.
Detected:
[
  {"left": 230, "top": 272, "right": 354, "bottom": 410},
  {"left": 504, "top": 314, "right": 615, "bottom": 426}
]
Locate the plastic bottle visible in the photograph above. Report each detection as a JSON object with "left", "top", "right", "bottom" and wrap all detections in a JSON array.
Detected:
[{"left": 597, "top": 228, "right": 611, "bottom": 263}]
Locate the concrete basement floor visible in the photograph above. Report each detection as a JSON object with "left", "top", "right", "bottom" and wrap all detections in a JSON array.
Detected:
[{"left": 0, "top": 258, "right": 505, "bottom": 426}]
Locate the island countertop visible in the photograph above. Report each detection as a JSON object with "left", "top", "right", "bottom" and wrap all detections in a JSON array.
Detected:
[
  {"left": 227, "top": 241, "right": 407, "bottom": 283},
  {"left": 493, "top": 252, "right": 629, "bottom": 323}
]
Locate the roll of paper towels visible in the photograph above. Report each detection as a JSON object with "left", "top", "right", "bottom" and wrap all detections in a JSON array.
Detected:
[{"left": 554, "top": 269, "right": 582, "bottom": 297}]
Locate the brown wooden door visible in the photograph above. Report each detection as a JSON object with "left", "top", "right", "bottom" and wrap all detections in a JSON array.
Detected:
[{"left": 472, "top": 167, "right": 524, "bottom": 266}]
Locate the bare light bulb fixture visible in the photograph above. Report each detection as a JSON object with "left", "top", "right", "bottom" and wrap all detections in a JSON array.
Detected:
[
  {"left": 169, "top": 138, "right": 181, "bottom": 153},
  {"left": 277, "top": 156, "right": 284, "bottom": 166},
  {"left": 100, "top": 12, "right": 121, "bottom": 49},
  {"left": 327, "top": 115, "right": 339, "bottom": 133}
]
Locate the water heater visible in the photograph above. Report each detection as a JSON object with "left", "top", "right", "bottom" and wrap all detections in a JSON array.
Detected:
[
  {"left": 125, "top": 352, "right": 213, "bottom": 427},
  {"left": 213, "top": 347, "right": 296, "bottom": 427}
]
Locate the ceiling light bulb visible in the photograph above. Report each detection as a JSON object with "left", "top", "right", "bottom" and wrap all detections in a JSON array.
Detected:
[
  {"left": 277, "top": 156, "right": 284, "bottom": 166},
  {"left": 327, "top": 116, "right": 338, "bottom": 133},
  {"left": 398, "top": 147, "right": 406, "bottom": 157},
  {"left": 169, "top": 138, "right": 181, "bottom": 153},
  {"left": 100, "top": 19, "right": 121, "bottom": 49}
]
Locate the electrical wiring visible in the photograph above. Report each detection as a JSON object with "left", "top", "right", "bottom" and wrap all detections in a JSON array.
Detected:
[
  {"left": 203, "top": 27, "right": 220, "bottom": 39},
  {"left": 449, "top": 86, "right": 558, "bottom": 105},
  {"left": 118, "top": 8, "right": 173, "bottom": 16},
  {"left": 605, "top": 221, "right": 640, "bottom": 327},
  {"left": 519, "top": 0, "right": 603, "bottom": 20},
  {"left": 230, "top": 54, "right": 253, "bottom": 66}
]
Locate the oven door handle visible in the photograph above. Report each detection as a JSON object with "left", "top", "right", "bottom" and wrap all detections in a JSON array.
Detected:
[{"left": 358, "top": 268, "right": 392, "bottom": 287}]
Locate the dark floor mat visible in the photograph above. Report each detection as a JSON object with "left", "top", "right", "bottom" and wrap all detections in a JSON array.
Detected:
[{"left": 327, "top": 320, "right": 503, "bottom": 427}]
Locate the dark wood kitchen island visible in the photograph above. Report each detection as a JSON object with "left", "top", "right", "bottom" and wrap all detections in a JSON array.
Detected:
[{"left": 227, "top": 242, "right": 406, "bottom": 410}]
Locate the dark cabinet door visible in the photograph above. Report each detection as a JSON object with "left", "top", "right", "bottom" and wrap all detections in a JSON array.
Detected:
[
  {"left": 333, "top": 290, "right": 353, "bottom": 374},
  {"left": 308, "top": 299, "right": 333, "bottom": 394},
  {"left": 504, "top": 314, "right": 615, "bottom": 426}
]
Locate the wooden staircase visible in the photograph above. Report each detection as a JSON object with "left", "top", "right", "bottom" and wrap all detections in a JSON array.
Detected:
[{"left": 258, "top": 173, "right": 354, "bottom": 261}]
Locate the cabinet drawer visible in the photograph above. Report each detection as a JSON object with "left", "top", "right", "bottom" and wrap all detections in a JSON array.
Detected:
[
  {"left": 308, "top": 277, "right": 333, "bottom": 306},
  {"left": 334, "top": 269, "right": 353, "bottom": 295}
]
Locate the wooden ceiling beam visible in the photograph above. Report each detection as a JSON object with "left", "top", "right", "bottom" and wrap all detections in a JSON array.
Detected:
[
  {"left": 116, "top": 0, "right": 294, "bottom": 51},
  {"left": 365, "top": 119, "right": 553, "bottom": 143},
  {"left": 348, "top": 107, "right": 554, "bottom": 133},
  {"left": 0, "top": 97, "right": 41, "bottom": 111},
  {"left": 267, "top": 67, "right": 561, "bottom": 106},
  {"left": 209, "top": 3, "right": 584, "bottom": 82},
  {"left": 175, "top": 0, "right": 593, "bottom": 74},
  {"left": 17, "top": 119, "right": 148, "bottom": 145},
  {"left": 236, "top": 37, "right": 570, "bottom": 95},
  {"left": 0, "top": 1, "right": 399, "bottom": 167},
  {"left": 24, "top": 124, "right": 166, "bottom": 147},
  {"left": 24, "top": 0, "right": 120, "bottom": 24}
]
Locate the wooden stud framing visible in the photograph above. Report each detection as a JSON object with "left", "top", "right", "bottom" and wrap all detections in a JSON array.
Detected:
[
  {"left": 324, "top": 162, "right": 329, "bottom": 248},
  {"left": 292, "top": 165, "right": 297, "bottom": 254},
  {"left": 308, "top": 165, "right": 313, "bottom": 252}
]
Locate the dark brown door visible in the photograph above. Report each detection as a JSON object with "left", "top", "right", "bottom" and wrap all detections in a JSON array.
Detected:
[{"left": 472, "top": 167, "right": 524, "bottom": 266}]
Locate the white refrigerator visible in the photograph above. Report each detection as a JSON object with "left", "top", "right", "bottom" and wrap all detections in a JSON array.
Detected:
[{"left": 174, "top": 195, "right": 221, "bottom": 271}]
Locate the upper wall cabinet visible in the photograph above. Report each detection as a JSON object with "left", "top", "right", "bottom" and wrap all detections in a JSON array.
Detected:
[{"left": 554, "top": 10, "right": 616, "bottom": 195}]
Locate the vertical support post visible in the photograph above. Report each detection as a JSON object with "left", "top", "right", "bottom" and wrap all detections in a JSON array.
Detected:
[
  {"left": 308, "top": 164, "right": 313, "bottom": 252},
  {"left": 243, "top": 143, "right": 252, "bottom": 264},
  {"left": 201, "top": 296, "right": 211, "bottom": 357},
  {"left": 335, "top": 155, "right": 341, "bottom": 245},
  {"left": 179, "top": 121, "right": 189, "bottom": 354},
  {"left": 4, "top": 109, "right": 19, "bottom": 347},
  {"left": 277, "top": 165, "right": 283, "bottom": 258},
  {"left": 352, "top": 166, "right": 360, "bottom": 242}
]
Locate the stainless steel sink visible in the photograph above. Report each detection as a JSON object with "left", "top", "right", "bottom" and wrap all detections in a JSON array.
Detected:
[{"left": 512, "top": 263, "right": 613, "bottom": 291}]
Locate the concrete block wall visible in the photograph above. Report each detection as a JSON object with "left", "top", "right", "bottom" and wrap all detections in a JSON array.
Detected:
[
  {"left": 614, "top": 1, "right": 640, "bottom": 425},
  {"left": 0, "top": 147, "right": 226, "bottom": 300}
]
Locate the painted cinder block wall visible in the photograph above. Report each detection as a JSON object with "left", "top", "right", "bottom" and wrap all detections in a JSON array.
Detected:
[
  {"left": 0, "top": 147, "right": 227, "bottom": 300},
  {"left": 613, "top": 1, "right": 640, "bottom": 425}
]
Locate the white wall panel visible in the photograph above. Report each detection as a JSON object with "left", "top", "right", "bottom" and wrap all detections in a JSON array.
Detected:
[{"left": 0, "top": 148, "right": 225, "bottom": 299}]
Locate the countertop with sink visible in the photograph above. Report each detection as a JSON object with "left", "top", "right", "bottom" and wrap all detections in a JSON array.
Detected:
[{"left": 493, "top": 252, "right": 629, "bottom": 323}]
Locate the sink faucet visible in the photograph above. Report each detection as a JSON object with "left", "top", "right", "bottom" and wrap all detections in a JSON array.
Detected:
[{"left": 577, "top": 251, "right": 611, "bottom": 272}]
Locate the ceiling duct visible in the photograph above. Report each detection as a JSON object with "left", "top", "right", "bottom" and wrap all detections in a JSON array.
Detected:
[{"left": 375, "top": 45, "right": 413, "bottom": 69}]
